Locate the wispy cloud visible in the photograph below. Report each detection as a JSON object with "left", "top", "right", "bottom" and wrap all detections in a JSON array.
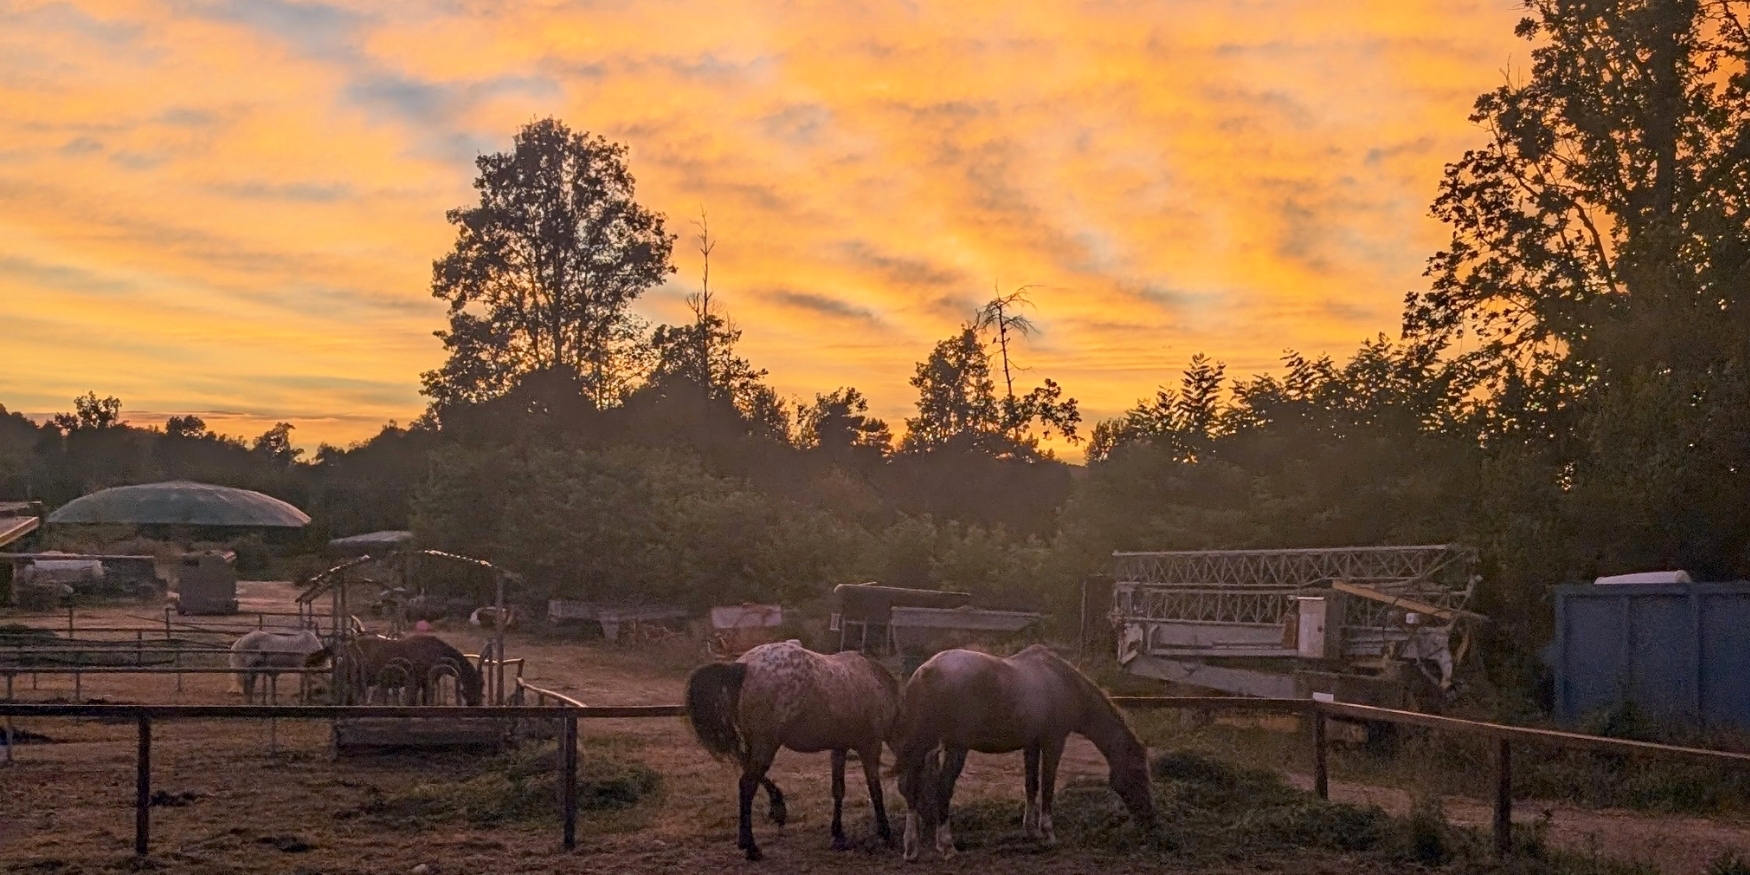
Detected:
[
  {"left": 0, "top": 0, "right": 1527, "bottom": 452},
  {"left": 767, "top": 289, "right": 884, "bottom": 326}
]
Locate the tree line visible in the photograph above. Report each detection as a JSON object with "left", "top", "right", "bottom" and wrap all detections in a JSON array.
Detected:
[{"left": 4, "top": 0, "right": 1748, "bottom": 706}]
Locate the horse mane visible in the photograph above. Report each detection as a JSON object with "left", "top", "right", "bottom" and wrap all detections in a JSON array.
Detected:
[{"left": 1021, "top": 646, "right": 1142, "bottom": 749}]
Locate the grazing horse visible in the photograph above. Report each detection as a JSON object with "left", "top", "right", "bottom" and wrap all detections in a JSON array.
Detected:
[
  {"left": 893, "top": 645, "right": 1156, "bottom": 861},
  {"left": 685, "top": 640, "right": 899, "bottom": 861},
  {"left": 229, "top": 629, "right": 324, "bottom": 703},
  {"left": 309, "top": 634, "right": 484, "bottom": 706}
]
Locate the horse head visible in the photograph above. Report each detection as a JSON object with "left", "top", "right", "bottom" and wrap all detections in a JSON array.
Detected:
[
  {"left": 1104, "top": 724, "right": 1158, "bottom": 829},
  {"left": 455, "top": 659, "right": 485, "bottom": 705}
]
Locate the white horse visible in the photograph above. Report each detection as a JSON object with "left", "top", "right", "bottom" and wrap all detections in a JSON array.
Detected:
[{"left": 229, "top": 629, "right": 324, "bottom": 703}]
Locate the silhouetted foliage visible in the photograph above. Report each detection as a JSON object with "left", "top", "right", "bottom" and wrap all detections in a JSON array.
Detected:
[
  {"left": 798, "top": 387, "right": 891, "bottom": 460},
  {"left": 52, "top": 392, "right": 122, "bottom": 434},
  {"left": 421, "top": 118, "right": 676, "bottom": 411}
]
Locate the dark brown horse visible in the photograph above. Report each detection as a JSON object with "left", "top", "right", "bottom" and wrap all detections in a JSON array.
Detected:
[
  {"left": 308, "top": 634, "right": 484, "bottom": 706},
  {"left": 893, "top": 645, "right": 1156, "bottom": 861},
  {"left": 686, "top": 640, "right": 900, "bottom": 861}
]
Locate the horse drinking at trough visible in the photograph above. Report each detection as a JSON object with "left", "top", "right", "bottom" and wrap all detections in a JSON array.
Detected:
[
  {"left": 229, "top": 629, "right": 325, "bottom": 703},
  {"left": 309, "top": 633, "right": 484, "bottom": 706},
  {"left": 685, "top": 640, "right": 900, "bottom": 861},
  {"left": 893, "top": 645, "right": 1156, "bottom": 861}
]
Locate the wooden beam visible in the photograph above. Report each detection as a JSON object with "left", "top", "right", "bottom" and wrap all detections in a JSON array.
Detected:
[{"left": 1330, "top": 580, "right": 1486, "bottom": 621}]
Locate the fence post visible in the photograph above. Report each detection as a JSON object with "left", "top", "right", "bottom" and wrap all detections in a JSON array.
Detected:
[
  {"left": 1494, "top": 738, "right": 1512, "bottom": 858},
  {"left": 268, "top": 675, "right": 279, "bottom": 754},
  {"left": 135, "top": 712, "right": 152, "bottom": 857},
  {"left": 1312, "top": 708, "right": 1328, "bottom": 800},
  {"left": 562, "top": 713, "right": 579, "bottom": 851}
]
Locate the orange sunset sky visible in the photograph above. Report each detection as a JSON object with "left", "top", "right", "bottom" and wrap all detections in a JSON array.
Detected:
[{"left": 1, "top": 0, "right": 1527, "bottom": 457}]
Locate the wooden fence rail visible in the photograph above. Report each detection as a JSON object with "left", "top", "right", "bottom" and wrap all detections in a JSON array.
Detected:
[{"left": 2, "top": 698, "right": 1748, "bottom": 859}]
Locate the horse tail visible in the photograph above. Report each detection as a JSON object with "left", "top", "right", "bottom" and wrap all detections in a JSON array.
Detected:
[
  {"left": 228, "top": 634, "right": 256, "bottom": 693},
  {"left": 685, "top": 661, "right": 749, "bottom": 764}
]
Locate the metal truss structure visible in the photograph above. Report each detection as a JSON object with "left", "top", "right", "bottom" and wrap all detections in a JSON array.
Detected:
[
  {"left": 1113, "top": 544, "right": 1478, "bottom": 626},
  {"left": 1113, "top": 545, "right": 1478, "bottom": 599},
  {"left": 1110, "top": 543, "right": 1482, "bottom": 684}
]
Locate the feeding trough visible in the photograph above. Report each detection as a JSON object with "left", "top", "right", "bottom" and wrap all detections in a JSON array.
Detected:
[
  {"left": 547, "top": 600, "right": 688, "bottom": 642},
  {"left": 306, "top": 549, "right": 524, "bottom": 755},
  {"left": 830, "top": 582, "right": 971, "bottom": 656},
  {"left": 707, "top": 603, "right": 786, "bottom": 658},
  {"left": 830, "top": 582, "right": 1044, "bottom": 672}
]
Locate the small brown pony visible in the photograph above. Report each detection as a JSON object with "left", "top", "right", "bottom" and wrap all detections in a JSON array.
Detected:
[
  {"left": 685, "top": 640, "right": 900, "bottom": 861},
  {"left": 306, "top": 633, "right": 484, "bottom": 706},
  {"left": 893, "top": 645, "right": 1156, "bottom": 861}
]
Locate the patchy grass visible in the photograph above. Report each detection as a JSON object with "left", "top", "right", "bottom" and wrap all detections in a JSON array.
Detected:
[
  {"left": 1128, "top": 704, "right": 1750, "bottom": 819},
  {"left": 344, "top": 740, "right": 661, "bottom": 830},
  {"left": 1709, "top": 852, "right": 1750, "bottom": 875},
  {"left": 949, "top": 751, "right": 1659, "bottom": 875}
]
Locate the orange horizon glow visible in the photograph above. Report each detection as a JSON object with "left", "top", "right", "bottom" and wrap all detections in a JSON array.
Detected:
[{"left": 1, "top": 0, "right": 1529, "bottom": 458}]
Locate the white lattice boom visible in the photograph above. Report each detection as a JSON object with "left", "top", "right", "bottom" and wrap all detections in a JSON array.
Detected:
[{"left": 1111, "top": 544, "right": 1478, "bottom": 630}]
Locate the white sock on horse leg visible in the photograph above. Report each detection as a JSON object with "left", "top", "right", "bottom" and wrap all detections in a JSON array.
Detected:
[
  {"left": 935, "top": 817, "right": 956, "bottom": 858},
  {"left": 1040, "top": 812, "right": 1056, "bottom": 846},
  {"left": 1023, "top": 799, "right": 1040, "bottom": 837},
  {"left": 903, "top": 811, "right": 919, "bottom": 862}
]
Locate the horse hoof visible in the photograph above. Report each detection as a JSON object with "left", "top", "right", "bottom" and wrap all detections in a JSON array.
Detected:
[
  {"left": 769, "top": 805, "right": 787, "bottom": 826},
  {"left": 831, "top": 836, "right": 850, "bottom": 851},
  {"left": 745, "top": 846, "right": 763, "bottom": 861}
]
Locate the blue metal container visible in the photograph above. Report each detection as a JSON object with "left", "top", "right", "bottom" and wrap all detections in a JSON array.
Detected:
[{"left": 1553, "top": 582, "right": 1750, "bottom": 729}]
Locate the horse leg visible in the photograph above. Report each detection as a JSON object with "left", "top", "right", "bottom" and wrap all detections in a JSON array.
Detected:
[
  {"left": 903, "top": 748, "right": 937, "bottom": 863},
  {"left": 859, "top": 741, "right": 892, "bottom": 847},
  {"left": 830, "top": 749, "right": 849, "bottom": 850},
  {"left": 739, "top": 743, "right": 779, "bottom": 861},
  {"left": 934, "top": 747, "right": 968, "bottom": 859},
  {"left": 760, "top": 777, "right": 787, "bottom": 825},
  {"left": 1038, "top": 735, "right": 1067, "bottom": 846},
  {"left": 1023, "top": 745, "right": 1042, "bottom": 838}
]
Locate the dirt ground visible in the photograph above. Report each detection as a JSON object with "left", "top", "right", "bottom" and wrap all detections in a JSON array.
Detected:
[{"left": 1, "top": 582, "right": 1747, "bottom": 874}]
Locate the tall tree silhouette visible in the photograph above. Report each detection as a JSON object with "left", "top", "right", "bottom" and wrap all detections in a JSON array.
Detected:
[
  {"left": 421, "top": 118, "right": 675, "bottom": 411},
  {"left": 976, "top": 289, "right": 1083, "bottom": 449},
  {"left": 648, "top": 211, "right": 788, "bottom": 437},
  {"left": 1405, "top": 0, "right": 1750, "bottom": 418},
  {"left": 901, "top": 327, "right": 1001, "bottom": 453}
]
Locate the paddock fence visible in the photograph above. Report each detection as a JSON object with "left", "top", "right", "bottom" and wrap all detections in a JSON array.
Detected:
[{"left": 4, "top": 697, "right": 1750, "bottom": 860}]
